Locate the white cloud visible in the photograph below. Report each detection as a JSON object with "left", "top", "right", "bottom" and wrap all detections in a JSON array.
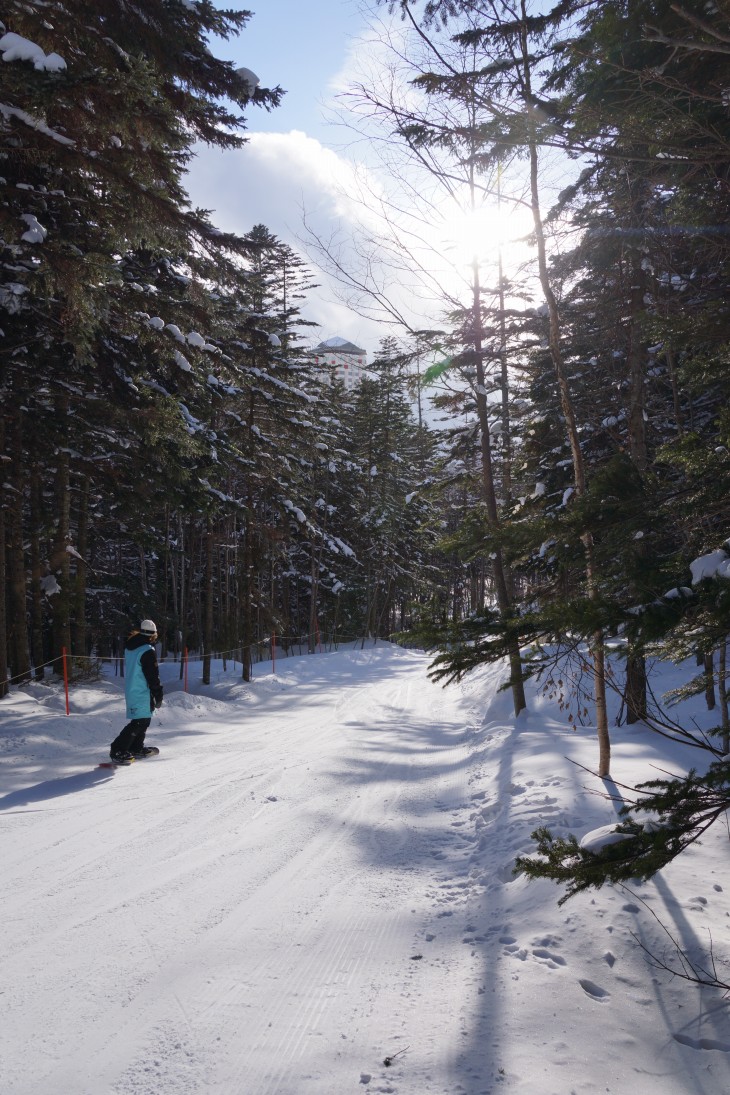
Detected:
[
  {"left": 248, "top": 130, "right": 384, "bottom": 223},
  {"left": 185, "top": 130, "right": 389, "bottom": 352}
]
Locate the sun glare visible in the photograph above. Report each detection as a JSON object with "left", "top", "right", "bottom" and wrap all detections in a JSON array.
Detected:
[{"left": 440, "top": 200, "right": 534, "bottom": 269}]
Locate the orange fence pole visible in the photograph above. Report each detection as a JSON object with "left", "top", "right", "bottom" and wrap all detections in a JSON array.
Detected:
[{"left": 184, "top": 647, "right": 189, "bottom": 693}]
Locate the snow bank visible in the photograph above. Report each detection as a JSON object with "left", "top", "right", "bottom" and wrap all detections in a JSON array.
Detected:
[
  {"left": 690, "top": 546, "right": 730, "bottom": 583},
  {"left": 0, "top": 647, "right": 727, "bottom": 1094}
]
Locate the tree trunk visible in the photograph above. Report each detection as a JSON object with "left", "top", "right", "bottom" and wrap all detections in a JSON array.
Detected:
[
  {"left": 51, "top": 397, "right": 72, "bottom": 673},
  {"left": 7, "top": 413, "right": 31, "bottom": 682},
  {"left": 665, "top": 343, "right": 683, "bottom": 435},
  {"left": 521, "top": 10, "right": 609, "bottom": 772},
  {"left": 309, "top": 548, "right": 320, "bottom": 653},
  {"left": 241, "top": 507, "right": 253, "bottom": 682},
  {"left": 624, "top": 651, "right": 647, "bottom": 724},
  {"left": 705, "top": 651, "right": 716, "bottom": 711},
  {"left": 626, "top": 245, "right": 649, "bottom": 475},
  {"left": 202, "top": 515, "right": 214, "bottom": 685},
  {"left": 241, "top": 394, "right": 256, "bottom": 680},
  {"left": 72, "top": 475, "right": 89, "bottom": 657},
  {"left": 161, "top": 504, "right": 171, "bottom": 660},
  {"left": 497, "top": 166, "right": 513, "bottom": 505},
  {"left": 719, "top": 641, "right": 729, "bottom": 754},
  {"left": 30, "top": 468, "right": 45, "bottom": 680},
  {"left": 0, "top": 420, "right": 8, "bottom": 698},
  {"left": 179, "top": 516, "right": 189, "bottom": 655},
  {"left": 470, "top": 240, "right": 525, "bottom": 715},
  {"left": 621, "top": 215, "right": 650, "bottom": 725}
]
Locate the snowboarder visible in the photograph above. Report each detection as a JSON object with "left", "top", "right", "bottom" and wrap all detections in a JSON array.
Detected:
[{"left": 109, "top": 619, "right": 164, "bottom": 763}]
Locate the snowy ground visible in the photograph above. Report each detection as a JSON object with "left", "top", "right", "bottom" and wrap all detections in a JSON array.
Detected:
[{"left": 1, "top": 643, "right": 729, "bottom": 1095}]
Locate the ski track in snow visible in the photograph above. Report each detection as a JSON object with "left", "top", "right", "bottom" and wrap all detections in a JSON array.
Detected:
[{"left": 1, "top": 645, "right": 729, "bottom": 1095}]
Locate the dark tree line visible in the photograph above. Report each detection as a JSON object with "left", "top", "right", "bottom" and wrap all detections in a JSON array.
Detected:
[{"left": 0, "top": 2, "right": 441, "bottom": 692}]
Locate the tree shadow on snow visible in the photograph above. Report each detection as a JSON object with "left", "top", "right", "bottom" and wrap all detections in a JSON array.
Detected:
[
  {"left": 0, "top": 767, "right": 115, "bottom": 811},
  {"left": 320, "top": 712, "right": 593, "bottom": 1093}
]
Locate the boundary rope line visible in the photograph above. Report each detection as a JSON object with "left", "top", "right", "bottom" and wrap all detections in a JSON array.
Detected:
[{"left": 2, "top": 632, "right": 415, "bottom": 690}]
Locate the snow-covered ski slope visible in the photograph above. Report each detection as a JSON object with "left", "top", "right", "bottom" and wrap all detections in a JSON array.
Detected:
[{"left": 1, "top": 643, "right": 729, "bottom": 1094}]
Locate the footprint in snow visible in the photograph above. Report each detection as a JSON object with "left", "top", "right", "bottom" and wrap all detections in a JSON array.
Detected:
[
  {"left": 532, "top": 948, "right": 567, "bottom": 968},
  {"left": 496, "top": 862, "right": 519, "bottom": 884},
  {"left": 579, "top": 979, "right": 610, "bottom": 1000},
  {"left": 533, "top": 934, "right": 562, "bottom": 948},
  {"left": 673, "top": 1033, "right": 730, "bottom": 1053}
]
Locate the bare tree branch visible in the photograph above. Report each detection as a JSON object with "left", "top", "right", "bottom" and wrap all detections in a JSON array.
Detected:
[{"left": 624, "top": 886, "right": 730, "bottom": 997}]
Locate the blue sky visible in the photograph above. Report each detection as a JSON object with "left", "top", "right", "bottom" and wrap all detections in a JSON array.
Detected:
[
  {"left": 187, "top": 2, "right": 521, "bottom": 359},
  {"left": 220, "top": 0, "right": 365, "bottom": 138},
  {"left": 185, "top": 1, "right": 392, "bottom": 354}
]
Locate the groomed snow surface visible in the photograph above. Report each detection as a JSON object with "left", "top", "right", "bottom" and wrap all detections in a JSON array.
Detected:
[{"left": 1, "top": 644, "right": 729, "bottom": 1094}]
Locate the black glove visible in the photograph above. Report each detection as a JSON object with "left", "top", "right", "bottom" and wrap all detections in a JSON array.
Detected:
[{"left": 152, "top": 687, "right": 164, "bottom": 709}]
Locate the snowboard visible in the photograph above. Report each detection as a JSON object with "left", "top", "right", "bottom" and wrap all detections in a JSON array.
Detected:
[{"left": 98, "top": 747, "right": 160, "bottom": 769}]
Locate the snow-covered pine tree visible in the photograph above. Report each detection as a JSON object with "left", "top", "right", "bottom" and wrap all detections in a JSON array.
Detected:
[
  {"left": 510, "top": 0, "right": 730, "bottom": 901},
  {"left": 0, "top": 0, "right": 280, "bottom": 674},
  {"left": 338, "top": 338, "right": 438, "bottom": 643}
]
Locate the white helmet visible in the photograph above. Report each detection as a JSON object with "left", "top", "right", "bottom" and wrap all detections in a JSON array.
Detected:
[{"left": 139, "top": 619, "right": 158, "bottom": 636}]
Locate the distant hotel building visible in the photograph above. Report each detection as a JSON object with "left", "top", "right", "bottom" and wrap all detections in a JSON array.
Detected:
[{"left": 309, "top": 337, "right": 368, "bottom": 390}]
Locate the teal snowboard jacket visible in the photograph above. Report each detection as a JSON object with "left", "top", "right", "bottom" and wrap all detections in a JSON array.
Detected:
[{"left": 124, "top": 633, "right": 163, "bottom": 719}]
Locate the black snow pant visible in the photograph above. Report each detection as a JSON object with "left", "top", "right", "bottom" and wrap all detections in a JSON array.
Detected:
[{"left": 110, "top": 717, "right": 151, "bottom": 755}]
